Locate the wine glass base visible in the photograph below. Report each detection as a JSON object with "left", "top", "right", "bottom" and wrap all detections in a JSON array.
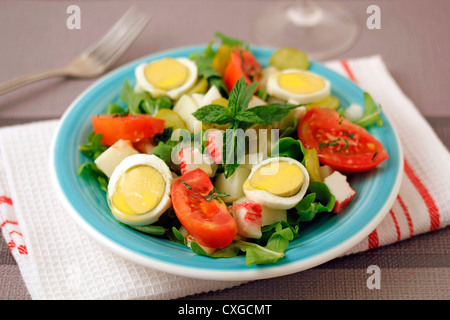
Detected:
[{"left": 254, "top": 1, "right": 359, "bottom": 61}]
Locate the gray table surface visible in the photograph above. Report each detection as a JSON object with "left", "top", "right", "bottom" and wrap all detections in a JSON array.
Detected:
[{"left": 0, "top": 0, "right": 449, "bottom": 300}]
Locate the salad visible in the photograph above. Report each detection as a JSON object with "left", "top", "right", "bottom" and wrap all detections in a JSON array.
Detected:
[{"left": 77, "top": 32, "right": 389, "bottom": 266}]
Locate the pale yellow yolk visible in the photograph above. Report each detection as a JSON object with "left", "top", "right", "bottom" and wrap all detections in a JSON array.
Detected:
[
  {"left": 246, "top": 161, "right": 304, "bottom": 197},
  {"left": 112, "top": 165, "right": 165, "bottom": 215},
  {"left": 277, "top": 72, "right": 325, "bottom": 94},
  {"left": 144, "top": 58, "right": 188, "bottom": 90}
]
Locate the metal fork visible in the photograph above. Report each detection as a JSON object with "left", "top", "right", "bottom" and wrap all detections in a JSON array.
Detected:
[{"left": 0, "top": 6, "right": 150, "bottom": 96}]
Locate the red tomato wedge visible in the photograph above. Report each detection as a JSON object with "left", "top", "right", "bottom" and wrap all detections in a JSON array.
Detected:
[
  {"left": 298, "top": 107, "right": 389, "bottom": 172},
  {"left": 171, "top": 168, "right": 238, "bottom": 249},
  {"left": 223, "top": 46, "right": 262, "bottom": 92},
  {"left": 91, "top": 114, "right": 165, "bottom": 146}
]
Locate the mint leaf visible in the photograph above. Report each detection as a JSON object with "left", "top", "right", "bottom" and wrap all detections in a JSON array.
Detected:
[
  {"left": 192, "top": 104, "right": 233, "bottom": 124},
  {"left": 236, "top": 103, "right": 297, "bottom": 125},
  {"left": 193, "top": 76, "right": 296, "bottom": 179},
  {"left": 236, "top": 81, "right": 258, "bottom": 114},
  {"left": 223, "top": 128, "right": 242, "bottom": 178},
  {"left": 227, "top": 76, "right": 247, "bottom": 121}
]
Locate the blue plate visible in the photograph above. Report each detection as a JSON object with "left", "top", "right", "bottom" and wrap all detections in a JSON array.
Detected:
[{"left": 50, "top": 45, "right": 403, "bottom": 281}]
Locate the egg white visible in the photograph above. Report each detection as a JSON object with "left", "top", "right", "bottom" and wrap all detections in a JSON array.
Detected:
[
  {"left": 266, "top": 69, "right": 330, "bottom": 105},
  {"left": 243, "top": 157, "right": 310, "bottom": 210},
  {"left": 135, "top": 57, "right": 198, "bottom": 100},
  {"left": 107, "top": 154, "right": 173, "bottom": 226}
]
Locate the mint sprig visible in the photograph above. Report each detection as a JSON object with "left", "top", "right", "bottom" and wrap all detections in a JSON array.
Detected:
[{"left": 192, "top": 76, "right": 298, "bottom": 178}]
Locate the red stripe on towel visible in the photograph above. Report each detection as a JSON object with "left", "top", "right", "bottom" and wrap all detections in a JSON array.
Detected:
[
  {"left": 17, "top": 245, "right": 28, "bottom": 255},
  {"left": 340, "top": 60, "right": 358, "bottom": 82},
  {"left": 340, "top": 60, "right": 440, "bottom": 233},
  {"left": 404, "top": 159, "right": 440, "bottom": 231},
  {"left": 397, "top": 195, "right": 414, "bottom": 237},
  {"left": 0, "top": 196, "right": 13, "bottom": 206},
  {"left": 9, "top": 230, "right": 23, "bottom": 237},
  {"left": 1, "top": 219, "right": 18, "bottom": 228},
  {"left": 368, "top": 229, "right": 379, "bottom": 249},
  {"left": 389, "top": 209, "right": 401, "bottom": 241}
]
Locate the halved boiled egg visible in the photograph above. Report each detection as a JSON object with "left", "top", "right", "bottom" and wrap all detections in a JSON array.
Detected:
[
  {"left": 266, "top": 68, "right": 330, "bottom": 104},
  {"left": 107, "top": 154, "right": 173, "bottom": 226},
  {"left": 243, "top": 157, "right": 309, "bottom": 210},
  {"left": 135, "top": 57, "right": 198, "bottom": 100}
]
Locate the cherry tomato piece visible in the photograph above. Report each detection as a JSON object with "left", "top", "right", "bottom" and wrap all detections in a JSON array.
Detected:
[
  {"left": 223, "top": 46, "right": 262, "bottom": 92},
  {"left": 171, "top": 168, "right": 238, "bottom": 249},
  {"left": 91, "top": 114, "right": 165, "bottom": 146},
  {"left": 298, "top": 107, "right": 389, "bottom": 172}
]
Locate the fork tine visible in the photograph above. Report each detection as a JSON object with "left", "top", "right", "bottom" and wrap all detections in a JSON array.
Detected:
[
  {"left": 84, "top": 6, "right": 149, "bottom": 59},
  {"left": 102, "top": 15, "right": 151, "bottom": 67},
  {"left": 92, "top": 11, "right": 150, "bottom": 66}
]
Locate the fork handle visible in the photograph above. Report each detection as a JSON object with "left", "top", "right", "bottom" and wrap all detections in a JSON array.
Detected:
[{"left": 0, "top": 67, "right": 70, "bottom": 96}]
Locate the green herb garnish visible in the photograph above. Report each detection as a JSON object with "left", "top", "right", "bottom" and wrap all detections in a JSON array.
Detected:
[
  {"left": 193, "top": 76, "right": 298, "bottom": 178},
  {"left": 179, "top": 179, "right": 192, "bottom": 190},
  {"left": 204, "top": 187, "right": 229, "bottom": 201}
]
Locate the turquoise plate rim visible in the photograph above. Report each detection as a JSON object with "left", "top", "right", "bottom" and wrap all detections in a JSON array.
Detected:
[{"left": 50, "top": 45, "right": 403, "bottom": 281}]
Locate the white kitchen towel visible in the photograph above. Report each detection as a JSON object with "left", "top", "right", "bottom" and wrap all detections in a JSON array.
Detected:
[{"left": 0, "top": 55, "right": 449, "bottom": 299}]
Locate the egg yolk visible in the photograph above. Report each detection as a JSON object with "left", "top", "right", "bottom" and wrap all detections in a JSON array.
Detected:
[
  {"left": 112, "top": 165, "right": 165, "bottom": 215},
  {"left": 278, "top": 72, "right": 325, "bottom": 94},
  {"left": 144, "top": 58, "right": 188, "bottom": 90},
  {"left": 246, "top": 161, "right": 304, "bottom": 197}
]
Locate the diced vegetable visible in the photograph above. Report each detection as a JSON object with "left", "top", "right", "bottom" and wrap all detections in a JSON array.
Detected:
[
  {"left": 172, "top": 95, "right": 202, "bottom": 133},
  {"left": 343, "top": 103, "right": 363, "bottom": 122},
  {"left": 214, "top": 166, "right": 251, "bottom": 203},
  {"left": 187, "top": 77, "right": 209, "bottom": 95},
  {"left": 303, "top": 148, "right": 322, "bottom": 182},
  {"left": 177, "top": 148, "right": 217, "bottom": 178},
  {"left": 133, "top": 138, "right": 155, "bottom": 154},
  {"left": 205, "top": 128, "right": 224, "bottom": 164},
  {"left": 154, "top": 108, "right": 187, "bottom": 130},
  {"left": 319, "top": 165, "right": 335, "bottom": 180},
  {"left": 91, "top": 114, "right": 165, "bottom": 146},
  {"left": 212, "top": 44, "right": 233, "bottom": 75},
  {"left": 94, "top": 139, "right": 139, "bottom": 178},
  {"left": 307, "top": 95, "right": 340, "bottom": 110},
  {"left": 229, "top": 201, "right": 263, "bottom": 239},
  {"left": 323, "top": 171, "right": 356, "bottom": 213}
]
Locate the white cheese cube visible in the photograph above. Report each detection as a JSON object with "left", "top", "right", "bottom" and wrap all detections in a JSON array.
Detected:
[{"left": 94, "top": 139, "right": 139, "bottom": 178}]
